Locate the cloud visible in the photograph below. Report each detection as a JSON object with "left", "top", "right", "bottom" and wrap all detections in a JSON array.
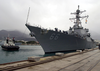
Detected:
[{"left": 0, "top": 0, "right": 100, "bottom": 37}]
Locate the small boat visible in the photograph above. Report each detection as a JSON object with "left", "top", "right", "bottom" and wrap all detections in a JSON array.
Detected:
[{"left": 1, "top": 37, "right": 20, "bottom": 50}]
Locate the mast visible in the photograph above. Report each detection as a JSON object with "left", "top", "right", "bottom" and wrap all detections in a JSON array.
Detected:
[
  {"left": 69, "top": 5, "right": 88, "bottom": 27},
  {"left": 26, "top": 7, "right": 30, "bottom": 24}
]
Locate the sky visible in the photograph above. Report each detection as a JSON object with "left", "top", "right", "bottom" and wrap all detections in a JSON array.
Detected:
[{"left": 0, "top": 0, "right": 100, "bottom": 38}]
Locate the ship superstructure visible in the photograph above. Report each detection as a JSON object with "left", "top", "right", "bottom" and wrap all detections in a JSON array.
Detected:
[
  {"left": 69, "top": 5, "right": 89, "bottom": 38},
  {"left": 25, "top": 5, "right": 96, "bottom": 53}
]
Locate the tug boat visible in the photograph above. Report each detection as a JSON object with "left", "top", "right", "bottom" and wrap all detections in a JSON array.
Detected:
[{"left": 1, "top": 37, "right": 20, "bottom": 50}]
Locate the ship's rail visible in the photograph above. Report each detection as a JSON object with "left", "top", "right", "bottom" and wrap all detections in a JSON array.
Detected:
[{"left": 27, "top": 23, "right": 68, "bottom": 35}]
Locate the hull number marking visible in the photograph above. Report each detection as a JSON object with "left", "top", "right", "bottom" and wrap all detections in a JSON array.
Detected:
[{"left": 50, "top": 33, "right": 60, "bottom": 40}]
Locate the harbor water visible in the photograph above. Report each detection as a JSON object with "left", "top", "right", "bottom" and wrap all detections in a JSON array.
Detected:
[
  {"left": 0, "top": 45, "right": 75, "bottom": 64},
  {"left": 0, "top": 45, "right": 44, "bottom": 64}
]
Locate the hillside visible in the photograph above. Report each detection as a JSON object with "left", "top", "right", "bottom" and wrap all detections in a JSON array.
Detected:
[{"left": 0, "top": 30, "right": 36, "bottom": 41}]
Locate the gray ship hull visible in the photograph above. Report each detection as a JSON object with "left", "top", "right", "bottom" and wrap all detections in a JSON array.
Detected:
[{"left": 26, "top": 24, "right": 96, "bottom": 53}]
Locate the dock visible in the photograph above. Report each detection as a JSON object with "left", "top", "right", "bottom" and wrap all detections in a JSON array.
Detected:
[{"left": 0, "top": 48, "right": 100, "bottom": 71}]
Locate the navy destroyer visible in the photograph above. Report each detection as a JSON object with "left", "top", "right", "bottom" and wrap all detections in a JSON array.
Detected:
[{"left": 25, "top": 5, "right": 96, "bottom": 53}]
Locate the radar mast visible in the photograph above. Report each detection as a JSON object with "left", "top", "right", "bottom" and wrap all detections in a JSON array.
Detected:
[{"left": 69, "top": 5, "right": 88, "bottom": 28}]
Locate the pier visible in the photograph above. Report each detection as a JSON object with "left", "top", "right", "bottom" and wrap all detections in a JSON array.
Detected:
[{"left": 0, "top": 48, "right": 100, "bottom": 71}]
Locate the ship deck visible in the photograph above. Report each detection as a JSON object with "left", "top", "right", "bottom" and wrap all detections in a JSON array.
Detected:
[{"left": 0, "top": 47, "right": 100, "bottom": 71}]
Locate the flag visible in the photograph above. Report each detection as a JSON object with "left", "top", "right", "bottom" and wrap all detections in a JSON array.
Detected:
[{"left": 85, "top": 19, "right": 87, "bottom": 24}]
